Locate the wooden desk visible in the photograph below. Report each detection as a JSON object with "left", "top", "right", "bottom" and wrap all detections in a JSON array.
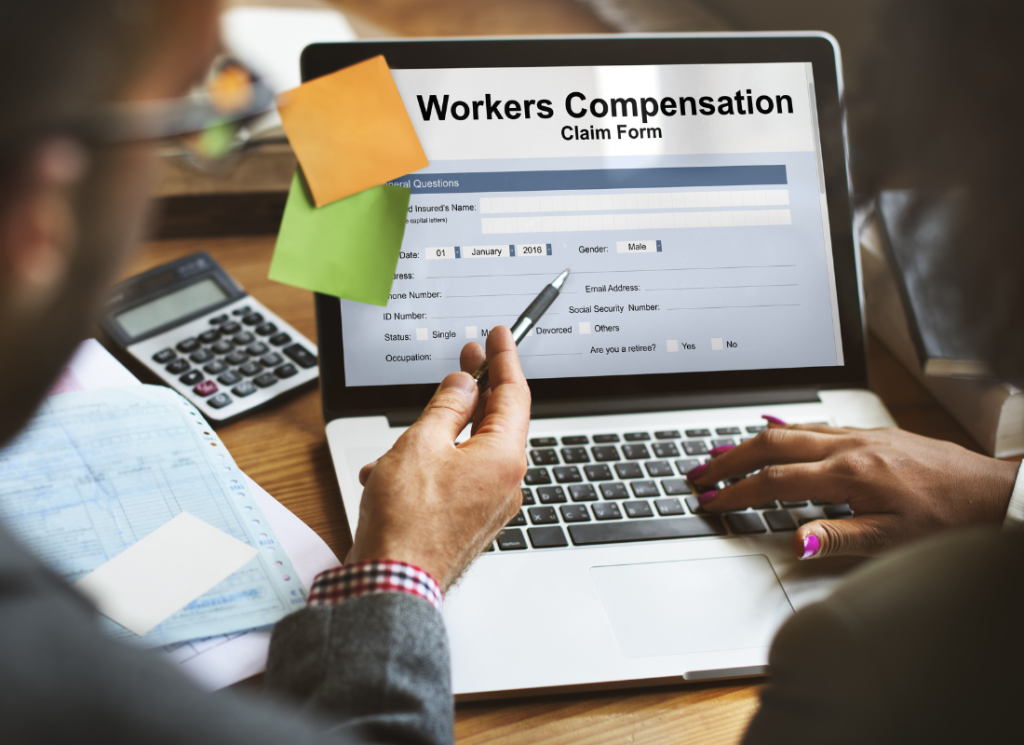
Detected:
[{"left": 122, "top": 234, "right": 981, "bottom": 745}]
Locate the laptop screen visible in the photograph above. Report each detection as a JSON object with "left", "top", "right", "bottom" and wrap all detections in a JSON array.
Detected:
[{"left": 337, "top": 60, "right": 842, "bottom": 389}]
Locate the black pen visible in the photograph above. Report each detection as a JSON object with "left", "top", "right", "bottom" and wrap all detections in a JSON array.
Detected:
[{"left": 471, "top": 268, "right": 570, "bottom": 390}]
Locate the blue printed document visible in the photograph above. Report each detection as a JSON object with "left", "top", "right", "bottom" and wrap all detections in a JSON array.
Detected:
[{"left": 0, "top": 385, "right": 305, "bottom": 647}]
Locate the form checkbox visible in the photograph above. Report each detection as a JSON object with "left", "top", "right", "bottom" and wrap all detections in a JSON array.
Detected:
[
  {"left": 465, "top": 326, "right": 478, "bottom": 339},
  {"left": 416, "top": 328, "right": 429, "bottom": 341},
  {"left": 711, "top": 338, "right": 723, "bottom": 351},
  {"left": 667, "top": 340, "right": 679, "bottom": 352},
  {"left": 579, "top": 322, "right": 591, "bottom": 335}
]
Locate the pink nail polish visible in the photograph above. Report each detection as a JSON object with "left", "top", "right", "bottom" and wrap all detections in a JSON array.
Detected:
[
  {"left": 686, "top": 463, "right": 708, "bottom": 480},
  {"left": 697, "top": 490, "right": 718, "bottom": 505},
  {"left": 762, "top": 414, "right": 788, "bottom": 426},
  {"left": 800, "top": 534, "right": 820, "bottom": 559},
  {"left": 709, "top": 444, "right": 735, "bottom": 457}
]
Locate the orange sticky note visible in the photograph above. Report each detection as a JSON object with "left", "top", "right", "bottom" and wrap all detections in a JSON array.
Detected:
[{"left": 277, "top": 55, "right": 428, "bottom": 208}]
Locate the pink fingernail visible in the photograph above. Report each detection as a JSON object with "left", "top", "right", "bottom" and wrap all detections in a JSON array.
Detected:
[
  {"left": 800, "top": 534, "right": 820, "bottom": 559},
  {"left": 709, "top": 444, "right": 734, "bottom": 457},
  {"left": 686, "top": 463, "right": 708, "bottom": 480},
  {"left": 697, "top": 490, "right": 718, "bottom": 505},
  {"left": 762, "top": 415, "right": 787, "bottom": 426}
]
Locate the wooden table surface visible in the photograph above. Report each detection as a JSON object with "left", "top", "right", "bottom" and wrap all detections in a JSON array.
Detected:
[{"left": 121, "top": 234, "right": 982, "bottom": 745}]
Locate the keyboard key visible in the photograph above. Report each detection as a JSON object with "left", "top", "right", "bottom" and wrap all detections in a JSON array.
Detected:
[
  {"left": 560, "top": 505, "right": 591, "bottom": 523},
  {"left": 218, "top": 370, "right": 242, "bottom": 385},
  {"left": 799, "top": 517, "right": 817, "bottom": 526},
  {"left": 180, "top": 370, "right": 203, "bottom": 385},
  {"left": 600, "top": 483, "right": 629, "bottom": 500},
  {"left": 269, "top": 332, "right": 292, "bottom": 347},
  {"left": 725, "top": 513, "right": 767, "bottom": 535},
  {"left": 209, "top": 313, "right": 229, "bottom": 325},
  {"left": 685, "top": 428, "right": 711, "bottom": 438},
  {"left": 569, "top": 515, "right": 726, "bottom": 545},
  {"left": 529, "top": 506, "right": 559, "bottom": 524},
  {"left": 584, "top": 464, "right": 614, "bottom": 481},
  {"left": 523, "top": 468, "right": 551, "bottom": 485},
  {"left": 152, "top": 348, "right": 176, "bottom": 363},
  {"left": 560, "top": 447, "right": 590, "bottom": 464},
  {"left": 591, "top": 445, "right": 620, "bottom": 462},
  {"left": 764, "top": 510, "right": 797, "bottom": 531},
  {"left": 674, "top": 458, "right": 702, "bottom": 474},
  {"left": 190, "top": 349, "right": 213, "bottom": 363},
  {"left": 684, "top": 496, "right": 706, "bottom": 514},
  {"left": 652, "top": 442, "right": 680, "bottom": 458},
  {"left": 275, "top": 364, "right": 298, "bottom": 379},
  {"left": 208, "top": 393, "right": 232, "bottom": 409},
  {"left": 615, "top": 463, "right": 643, "bottom": 479},
  {"left": 242, "top": 312, "right": 264, "bottom": 326},
  {"left": 233, "top": 332, "right": 254, "bottom": 345},
  {"left": 624, "top": 500, "right": 654, "bottom": 518},
  {"left": 630, "top": 481, "right": 659, "bottom": 498},
  {"left": 225, "top": 351, "right": 248, "bottom": 365},
  {"left": 199, "top": 330, "right": 220, "bottom": 344},
  {"left": 812, "top": 500, "right": 829, "bottom": 506},
  {"left": 239, "top": 361, "right": 262, "bottom": 376},
  {"left": 256, "top": 322, "right": 278, "bottom": 336},
  {"left": 623, "top": 432, "right": 650, "bottom": 442},
  {"left": 220, "top": 321, "right": 241, "bottom": 335},
  {"left": 232, "top": 381, "right": 257, "bottom": 397},
  {"left": 176, "top": 338, "right": 200, "bottom": 353},
  {"left": 193, "top": 380, "right": 217, "bottom": 397},
  {"left": 645, "top": 460, "right": 673, "bottom": 477},
  {"left": 528, "top": 526, "right": 568, "bottom": 549},
  {"left": 211, "top": 340, "right": 234, "bottom": 354},
  {"left": 780, "top": 500, "right": 809, "bottom": 508},
  {"left": 746, "top": 425, "right": 767, "bottom": 433},
  {"left": 562, "top": 435, "right": 589, "bottom": 445},
  {"left": 683, "top": 441, "right": 710, "bottom": 455},
  {"left": 716, "top": 427, "right": 741, "bottom": 435},
  {"left": 260, "top": 353, "right": 283, "bottom": 368},
  {"left": 254, "top": 372, "right": 278, "bottom": 388},
  {"left": 553, "top": 466, "right": 582, "bottom": 484},
  {"left": 520, "top": 487, "right": 535, "bottom": 505},
  {"left": 166, "top": 358, "right": 190, "bottom": 374},
  {"left": 592, "top": 434, "right": 620, "bottom": 443},
  {"left": 655, "top": 498, "right": 685, "bottom": 516},
  {"left": 654, "top": 430, "right": 680, "bottom": 440},
  {"left": 530, "top": 449, "right": 559, "bottom": 466},
  {"left": 497, "top": 529, "right": 528, "bottom": 550},
  {"left": 661, "top": 478, "right": 691, "bottom": 495},
  {"left": 752, "top": 501, "right": 779, "bottom": 510},
  {"left": 283, "top": 344, "right": 317, "bottom": 368},
  {"left": 710, "top": 438, "right": 736, "bottom": 448},
  {"left": 622, "top": 444, "right": 650, "bottom": 460},
  {"left": 506, "top": 510, "right": 527, "bottom": 526},
  {"left": 231, "top": 305, "right": 252, "bottom": 316},
  {"left": 246, "top": 342, "right": 269, "bottom": 356},
  {"left": 530, "top": 437, "right": 557, "bottom": 447},
  {"left": 569, "top": 484, "right": 598, "bottom": 502},
  {"left": 537, "top": 486, "right": 566, "bottom": 504},
  {"left": 824, "top": 504, "right": 854, "bottom": 519},
  {"left": 592, "top": 503, "right": 622, "bottom": 520}
]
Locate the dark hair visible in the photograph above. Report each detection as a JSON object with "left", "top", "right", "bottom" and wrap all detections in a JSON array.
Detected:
[{"left": 850, "top": 0, "right": 1024, "bottom": 383}]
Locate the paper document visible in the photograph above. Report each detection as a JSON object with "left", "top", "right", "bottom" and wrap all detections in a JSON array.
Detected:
[
  {"left": 0, "top": 385, "right": 306, "bottom": 647},
  {"left": 269, "top": 169, "right": 410, "bottom": 305}
]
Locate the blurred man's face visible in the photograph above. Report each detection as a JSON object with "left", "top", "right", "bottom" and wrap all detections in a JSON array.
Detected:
[{"left": 0, "top": 0, "right": 220, "bottom": 446}]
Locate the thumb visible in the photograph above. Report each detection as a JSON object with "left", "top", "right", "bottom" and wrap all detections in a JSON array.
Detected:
[
  {"left": 793, "top": 514, "right": 901, "bottom": 560},
  {"left": 405, "top": 371, "right": 479, "bottom": 446}
]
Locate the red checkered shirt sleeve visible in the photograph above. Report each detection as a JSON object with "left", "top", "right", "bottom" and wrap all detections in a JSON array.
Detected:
[{"left": 306, "top": 559, "right": 443, "bottom": 611}]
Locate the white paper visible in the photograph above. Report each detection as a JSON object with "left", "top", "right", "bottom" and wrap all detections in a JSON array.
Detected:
[{"left": 76, "top": 513, "right": 259, "bottom": 636}]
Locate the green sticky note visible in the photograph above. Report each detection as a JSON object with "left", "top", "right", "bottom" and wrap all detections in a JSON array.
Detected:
[{"left": 269, "top": 169, "right": 410, "bottom": 306}]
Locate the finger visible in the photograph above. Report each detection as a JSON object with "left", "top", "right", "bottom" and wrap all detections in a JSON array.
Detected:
[
  {"left": 691, "top": 428, "right": 842, "bottom": 486},
  {"left": 700, "top": 460, "right": 835, "bottom": 511},
  {"left": 462, "top": 325, "right": 531, "bottom": 449},
  {"left": 358, "top": 459, "right": 379, "bottom": 486},
  {"left": 459, "top": 341, "right": 488, "bottom": 433},
  {"left": 794, "top": 514, "right": 904, "bottom": 560},
  {"left": 403, "top": 371, "right": 480, "bottom": 447}
]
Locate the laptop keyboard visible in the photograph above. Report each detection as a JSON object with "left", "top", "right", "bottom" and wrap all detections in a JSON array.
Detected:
[{"left": 491, "top": 423, "right": 850, "bottom": 552}]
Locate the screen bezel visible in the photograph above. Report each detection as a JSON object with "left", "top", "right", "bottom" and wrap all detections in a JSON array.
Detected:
[{"left": 309, "top": 35, "right": 866, "bottom": 420}]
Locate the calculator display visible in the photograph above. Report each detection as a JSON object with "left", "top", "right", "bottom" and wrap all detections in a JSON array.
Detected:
[{"left": 115, "top": 278, "right": 228, "bottom": 338}]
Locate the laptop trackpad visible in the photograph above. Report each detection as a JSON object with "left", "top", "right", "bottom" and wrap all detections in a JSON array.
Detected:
[{"left": 590, "top": 555, "right": 794, "bottom": 659}]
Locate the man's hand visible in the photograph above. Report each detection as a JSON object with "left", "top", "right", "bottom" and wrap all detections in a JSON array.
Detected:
[
  {"left": 689, "top": 421, "right": 1019, "bottom": 560},
  {"left": 347, "top": 327, "right": 530, "bottom": 591}
]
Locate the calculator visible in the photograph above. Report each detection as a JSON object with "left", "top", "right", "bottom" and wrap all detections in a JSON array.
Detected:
[{"left": 100, "top": 252, "right": 319, "bottom": 423}]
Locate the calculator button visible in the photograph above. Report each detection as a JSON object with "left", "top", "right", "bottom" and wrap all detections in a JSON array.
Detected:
[
  {"left": 260, "top": 353, "right": 283, "bottom": 368},
  {"left": 255, "top": 322, "right": 278, "bottom": 336},
  {"left": 231, "top": 305, "right": 251, "bottom": 316},
  {"left": 242, "top": 312, "right": 264, "bottom": 326},
  {"left": 207, "top": 393, "right": 232, "bottom": 409},
  {"left": 199, "top": 330, "right": 220, "bottom": 344},
  {"left": 203, "top": 360, "right": 227, "bottom": 375},
  {"left": 269, "top": 332, "right": 291, "bottom": 346},
  {"left": 176, "top": 338, "right": 200, "bottom": 353},
  {"left": 180, "top": 370, "right": 203, "bottom": 385},
  {"left": 193, "top": 380, "right": 218, "bottom": 397},
  {"left": 246, "top": 342, "right": 269, "bottom": 356},
  {"left": 232, "top": 332, "right": 254, "bottom": 345},
  {"left": 152, "top": 348, "right": 176, "bottom": 363},
  {"left": 166, "top": 359, "right": 190, "bottom": 374},
  {"left": 275, "top": 363, "right": 298, "bottom": 379},
  {"left": 211, "top": 340, "right": 233, "bottom": 355},
  {"left": 283, "top": 344, "right": 317, "bottom": 368},
  {"left": 225, "top": 351, "right": 248, "bottom": 365},
  {"left": 220, "top": 321, "right": 241, "bottom": 334},
  {"left": 253, "top": 372, "right": 278, "bottom": 388},
  {"left": 239, "top": 361, "right": 262, "bottom": 376},
  {"left": 189, "top": 348, "right": 213, "bottom": 363},
  {"left": 209, "top": 314, "right": 229, "bottom": 325},
  {"left": 232, "top": 381, "right": 257, "bottom": 397},
  {"left": 217, "top": 370, "right": 242, "bottom": 385}
]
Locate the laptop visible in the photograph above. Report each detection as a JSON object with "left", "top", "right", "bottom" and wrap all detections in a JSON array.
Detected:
[{"left": 310, "top": 34, "right": 894, "bottom": 698}]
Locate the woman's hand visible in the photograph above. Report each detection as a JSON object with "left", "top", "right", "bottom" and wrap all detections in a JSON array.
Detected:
[{"left": 688, "top": 419, "right": 1019, "bottom": 560}]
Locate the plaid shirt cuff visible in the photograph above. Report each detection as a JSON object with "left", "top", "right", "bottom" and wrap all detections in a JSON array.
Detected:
[{"left": 307, "top": 560, "right": 443, "bottom": 611}]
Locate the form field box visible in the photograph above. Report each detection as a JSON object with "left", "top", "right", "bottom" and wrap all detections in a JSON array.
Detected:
[
  {"left": 425, "top": 246, "right": 456, "bottom": 260},
  {"left": 465, "top": 326, "right": 478, "bottom": 339},
  {"left": 483, "top": 209, "right": 791, "bottom": 234},
  {"left": 463, "top": 245, "right": 510, "bottom": 259},
  {"left": 416, "top": 328, "right": 429, "bottom": 341},
  {"left": 667, "top": 340, "right": 679, "bottom": 352},
  {"left": 616, "top": 240, "right": 662, "bottom": 254},
  {"left": 711, "top": 338, "right": 723, "bottom": 351},
  {"left": 579, "top": 322, "right": 591, "bottom": 335},
  {"left": 515, "top": 243, "right": 549, "bottom": 257},
  {"left": 479, "top": 189, "right": 790, "bottom": 214}
]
